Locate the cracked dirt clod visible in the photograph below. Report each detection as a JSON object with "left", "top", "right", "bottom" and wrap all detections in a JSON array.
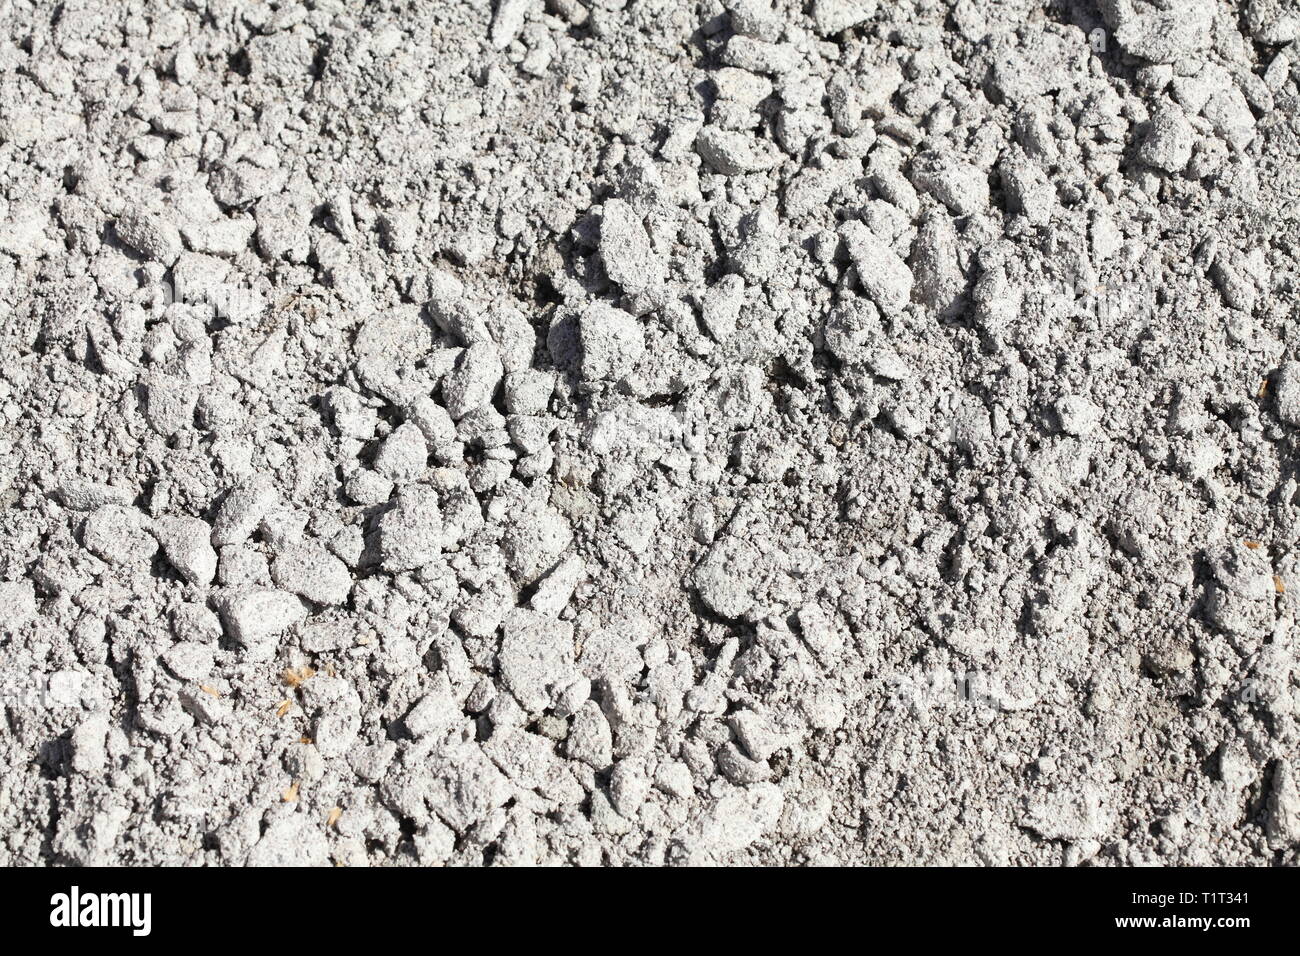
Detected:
[{"left": 2, "top": 0, "right": 1300, "bottom": 868}]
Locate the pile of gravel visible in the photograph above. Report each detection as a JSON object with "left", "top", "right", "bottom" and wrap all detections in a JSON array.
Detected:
[{"left": 2, "top": 0, "right": 1299, "bottom": 866}]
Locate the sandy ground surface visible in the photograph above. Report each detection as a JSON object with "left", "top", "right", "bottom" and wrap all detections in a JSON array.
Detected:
[{"left": 1, "top": 0, "right": 1299, "bottom": 865}]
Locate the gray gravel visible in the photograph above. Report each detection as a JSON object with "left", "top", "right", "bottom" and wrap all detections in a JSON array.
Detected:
[{"left": 1, "top": 0, "right": 1299, "bottom": 866}]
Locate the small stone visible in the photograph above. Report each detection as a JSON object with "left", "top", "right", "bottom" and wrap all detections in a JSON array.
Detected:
[
  {"left": 702, "top": 274, "right": 744, "bottom": 342},
  {"left": 373, "top": 422, "right": 428, "bottom": 484},
  {"left": 0, "top": 580, "right": 37, "bottom": 632},
  {"left": 377, "top": 485, "right": 444, "bottom": 572},
  {"left": 530, "top": 555, "right": 587, "bottom": 616},
  {"left": 839, "top": 220, "right": 913, "bottom": 316},
  {"left": 51, "top": 480, "right": 134, "bottom": 512},
  {"left": 217, "top": 588, "right": 306, "bottom": 660},
  {"left": 501, "top": 501, "right": 572, "bottom": 585},
  {"left": 504, "top": 369, "right": 555, "bottom": 415},
  {"left": 693, "top": 536, "right": 763, "bottom": 618},
  {"left": 1273, "top": 362, "right": 1300, "bottom": 427},
  {"left": 344, "top": 469, "right": 394, "bottom": 506},
  {"left": 654, "top": 760, "right": 695, "bottom": 799},
  {"left": 404, "top": 673, "right": 460, "bottom": 739},
  {"left": 729, "top": 709, "right": 779, "bottom": 761},
  {"left": 245, "top": 816, "right": 329, "bottom": 867},
  {"left": 721, "top": 35, "right": 799, "bottom": 75},
  {"left": 811, "top": 0, "right": 877, "bottom": 37},
  {"left": 499, "top": 612, "right": 576, "bottom": 714},
  {"left": 442, "top": 343, "right": 503, "bottom": 420},
  {"left": 406, "top": 395, "right": 457, "bottom": 448},
  {"left": 1055, "top": 395, "right": 1101, "bottom": 436},
  {"left": 170, "top": 603, "right": 223, "bottom": 643},
  {"left": 154, "top": 516, "right": 218, "bottom": 585},
  {"left": 212, "top": 477, "right": 278, "bottom": 547},
  {"left": 909, "top": 152, "right": 989, "bottom": 216},
  {"left": 141, "top": 373, "right": 197, "bottom": 436},
  {"left": 609, "top": 758, "right": 652, "bottom": 817},
  {"left": 1203, "top": 87, "right": 1257, "bottom": 150},
  {"left": 271, "top": 540, "right": 352, "bottom": 606},
  {"left": 81, "top": 505, "right": 156, "bottom": 565},
  {"left": 822, "top": 299, "right": 881, "bottom": 363},
  {"left": 565, "top": 700, "right": 613, "bottom": 769},
  {"left": 716, "top": 741, "right": 770, "bottom": 784},
  {"left": 599, "top": 198, "right": 664, "bottom": 297},
  {"left": 1265, "top": 761, "right": 1300, "bottom": 850},
  {"left": 70, "top": 714, "right": 109, "bottom": 775},
  {"left": 1115, "top": 5, "right": 1213, "bottom": 64},
  {"left": 577, "top": 301, "right": 644, "bottom": 383},
  {"left": 323, "top": 386, "right": 379, "bottom": 440},
  {"left": 114, "top": 207, "right": 182, "bottom": 264},
  {"left": 1137, "top": 104, "right": 1194, "bottom": 173},
  {"left": 1246, "top": 0, "right": 1300, "bottom": 44},
  {"left": 695, "top": 126, "right": 772, "bottom": 176},
  {"left": 254, "top": 192, "right": 309, "bottom": 260},
  {"left": 489, "top": 0, "right": 530, "bottom": 49},
  {"left": 161, "top": 641, "right": 215, "bottom": 681}
]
